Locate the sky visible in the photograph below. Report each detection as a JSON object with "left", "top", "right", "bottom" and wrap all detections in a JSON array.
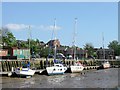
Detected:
[{"left": 2, "top": 2, "right": 118, "bottom": 48}]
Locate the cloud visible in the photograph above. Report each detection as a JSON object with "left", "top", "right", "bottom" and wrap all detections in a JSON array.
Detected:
[
  {"left": 4, "top": 24, "right": 31, "bottom": 30},
  {"left": 38, "top": 25, "right": 61, "bottom": 30},
  {"left": 48, "top": 25, "right": 61, "bottom": 30},
  {"left": 4, "top": 23, "right": 62, "bottom": 31}
]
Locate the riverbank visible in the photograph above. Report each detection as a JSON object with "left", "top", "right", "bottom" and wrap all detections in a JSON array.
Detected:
[
  {"left": 1, "top": 68, "right": 119, "bottom": 88},
  {"left": 0, "top": 59, "right": 120, "bottom": 73}
]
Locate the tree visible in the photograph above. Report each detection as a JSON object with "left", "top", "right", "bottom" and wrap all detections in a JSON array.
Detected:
[
  {"left": 84, "top": 43, "right": 94, "bottom": 58},
  {"left": 2, "top": 29, "right": 17, "bottom": 47},
  {"left": 108, "top": 40, "right": 120, "bottom": 56},
  {"left": 17, "top": 41, "right": 28, "bottom": 48},
  {"left": 36, "top": 39, "right": 40, "bottom": 46},
  {"left": 1, "top": 27, "right": 10, "bottom": 36}
]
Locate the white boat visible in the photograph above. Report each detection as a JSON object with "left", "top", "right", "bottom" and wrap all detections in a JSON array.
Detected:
[
  {"left": 70, "top": 18, "right": 84, "bottom": 73},
  {"left": 102, "top": 61, "right": 110, "bottom": 69},
  {"left": 70, "top": 61, "right": 84, "bottom": 73},
  {"left": 14, "top": 26, "right": 35, "bottom": 77},
  {"left": 101, "top": 33, "right": 110, "bottom": 69},
  {"left": 46, "top": 18, "right": 67, "bottom": 75},
  {"left": 15, "top": 67, "right": 35, "bottom": 76},
  {"left": 46, "top": 63, "right": 67, "bottom": 75},
  {"left": 15, "top": 61, "right": 35, "bottom": 77}
]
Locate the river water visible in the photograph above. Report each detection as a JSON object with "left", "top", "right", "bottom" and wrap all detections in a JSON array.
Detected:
[{"left": 1, "top": 68, "right": 119, "bottom": 88}]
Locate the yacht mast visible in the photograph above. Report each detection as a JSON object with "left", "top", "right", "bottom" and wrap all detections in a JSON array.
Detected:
[
  {"left": 28, "top": 25, "right": 31, "bottom": 62},
  {"left": 73, "top": 18, "right": 77, "bottom": 60},
  {"left": 102, "top": 32, "right": 105, "bottom": 60},
  {"left": 54, "top": 18, "right": 57, "bottom": 60}
]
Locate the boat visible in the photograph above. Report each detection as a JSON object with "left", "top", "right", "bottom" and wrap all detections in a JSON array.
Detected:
[
  {"left": 101, "top": 33, "right": 110, "bottom": 69},
  {"left": 46, "top": 63, "right": 67, "bottom": 75},
  {"left": 15, "top": 67, "right": 35, "bottom": 76},
  {"left": 46, "top": 18, "right": 67, "bottom": 75},
  {"left": 70, "top": 61, "right": 84, "bottom": 73},
  {"left": 102, "top": 61, "right": 110, "bottom": 69},
  {"left": 15, "top": 26, "right": 35, "bottom": 77},
  {"left": 70, "top": 18, "right": 84, "bottom": 73},
  {"left": 15, "top": 62, "right": 35, "bottom": 77}
]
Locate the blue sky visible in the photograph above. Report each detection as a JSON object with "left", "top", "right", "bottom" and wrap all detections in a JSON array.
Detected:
[{"left": 2, "top": 2, "right": 118, "bottom": 48}]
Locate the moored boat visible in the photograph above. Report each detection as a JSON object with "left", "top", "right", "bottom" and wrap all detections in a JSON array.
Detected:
[
  {"left": 70, "top": 61, "right": 84, "bottom": 73},
  {"left": 102, "top": 61, "right": 110, "bottom": 69},
  {"left": 46, "top": 18, "right": 67, "bottom": 75},
  {"left": 15, "top": 62, "right": 35, "bottom": 77},
  {"left": 101, "top": 33, "right": 110, "bottom": 69},
  {"left": 69, "top": 18, "right": 84, "bottom": 73},
  {"left": 15, "top": 67, "right": 35, "bottom": 76},
  {"left": 46, "top": 63, "right": 67, "bottom": 75}
]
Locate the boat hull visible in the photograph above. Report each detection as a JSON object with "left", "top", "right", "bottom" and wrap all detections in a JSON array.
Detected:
[
  {"left": 15, "top": 68, "right": 35, "bottom": 76},
  {"left": 70, "top": 65, "right": 84, "bottom": 73},
  {"left": 46, "top": 66, "right": 67, "bottom": 75},
  {"left": 102, "top": 63, "right": 110, "bottom": 69}
]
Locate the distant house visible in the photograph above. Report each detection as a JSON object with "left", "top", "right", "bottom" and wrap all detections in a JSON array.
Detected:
[
  {"left": 11, "top": 47, "right": 30, "bottom": 59},
  {"left": 2, "top": 46, "right": 30, "bottom": 59},
  {"left": 95, "top": 48, "right": 114, "bottom": 59},
  {"left": 66, "top": 48, "right": 87, "bottom": 59},
  {"left": 46, "top": 39, "right": 60, "bottom": 48},
  {"left": 39, "top": 41, "right": 45, "bottom": 46},
  {"left": 0, "top": 49, "right": 8, "bottom": 56},
  {"left": 56, "top": 47, "right": 88, "bottom": 59}
]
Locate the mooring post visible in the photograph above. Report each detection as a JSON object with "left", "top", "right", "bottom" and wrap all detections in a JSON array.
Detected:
[{"left": 11, "top": 67, "right": 14, "bottom": 72}]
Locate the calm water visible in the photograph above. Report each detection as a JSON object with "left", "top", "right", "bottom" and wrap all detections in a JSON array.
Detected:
[{"left": 1, "top": 68, "right": 119, "bottom": 88}]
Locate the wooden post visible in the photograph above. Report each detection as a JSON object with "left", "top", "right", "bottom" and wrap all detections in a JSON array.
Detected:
[
  {"left": 0, "top": 61, "right": 3, "bottom": 72},
  {"left": 13, "top": 61, "right": 16, "bottom": 68},
  {"left": 49, "top": 60, "right": 51, "bottom": 67},
  {"left": 0, "top": 61, "right": 2, "bottom": 72},
  {"left": 4, "top": 61, "right": 7, "bottom": 71},
  {"left": 40, "top": 60, "right": 43, "bottom": 69},
  {"left": 8, "top": 61, "right": 11, "bottom": 71},
  {"left": 44, "top": 60, "right": 46, "bottom": 69}
]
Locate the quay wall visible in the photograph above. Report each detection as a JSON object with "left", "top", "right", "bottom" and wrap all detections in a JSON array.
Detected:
[{"left": 0, "top": 58, "right": 120, "bottom": 72}]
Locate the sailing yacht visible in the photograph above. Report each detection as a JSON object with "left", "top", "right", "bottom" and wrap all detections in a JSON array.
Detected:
[
  {"left": 101, "top": 33, "right": 110, "bottom": 69},
  {"left": 15, "top": 62, "right": 35, "bottom": 76},
  {"left": 46, "top": 63, "right": 67, "bottom": 75},
  {"left": 102, "top": 61, "right": 110, "bottom": 69},
  {"left": 70, "top": 18, "right": 84, "bottom": 73},
  {"left": 15, "top": 26, "right": 35, "bottom": 77},
  {"left": 46, "top": 18, "right": 67, "bottom": 75}
]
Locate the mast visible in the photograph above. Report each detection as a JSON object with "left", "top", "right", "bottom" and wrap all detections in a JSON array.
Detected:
[
  {"left": 28, "top": 25, "right": 31, "bottom": 62},
  {"left": 102, "top": 32, "right": 105, "bottom": 60},
  {"left": 73, "top": 18, "right": 77, "bottom": 60},
  {"left": 54, "top": 18, "right": 57, "bottom": 60}
]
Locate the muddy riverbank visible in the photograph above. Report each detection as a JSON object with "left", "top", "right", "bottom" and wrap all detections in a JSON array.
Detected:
[{"left": 1, "top": 68, "right": 119, "bottom": 88}]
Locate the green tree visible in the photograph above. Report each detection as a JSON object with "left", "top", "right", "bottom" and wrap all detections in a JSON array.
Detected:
[
  {"left": 36, "top": 39, "right": 40, "bottom": 46},
  {"left": 20, "top": 41, "right": 28, "bottom": 48},
  {"left": 40, "top": 47, "right": 49, "bottom": 57},
  {"left": 108, "top": 40, "right": 120, "bottom": 56},
  {"left": 28, "top": 39, "right": 37, "bottom": 55},
  {"left": 84, "top": 43, "right": 94, "bottom": 58},
  {"left": 2, "top": 31, "right": 17, "bottom": 47}
]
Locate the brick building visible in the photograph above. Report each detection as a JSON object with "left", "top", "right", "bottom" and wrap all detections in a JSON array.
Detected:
[
  {"left": 56, "top": 47, "right": 88, "bottom": 59},
  {"left": 95, "top": 48, "right": 114, "bottom": 59},
  {"left": 47, "top": 39, "right": 60, "bottom": 48}
]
